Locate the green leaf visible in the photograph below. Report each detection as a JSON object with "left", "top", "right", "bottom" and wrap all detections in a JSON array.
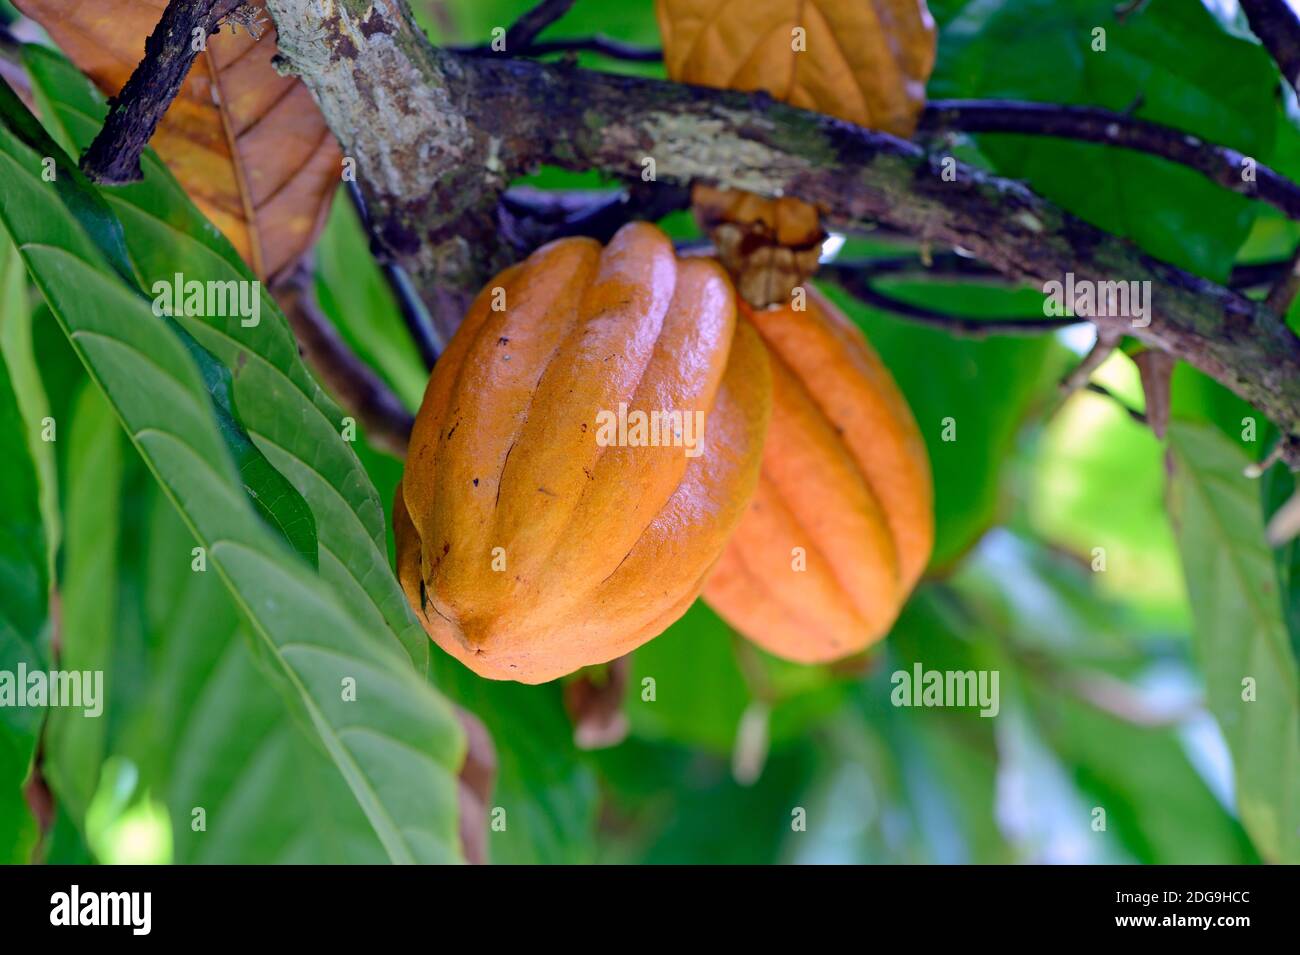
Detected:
[
  {"left": 592, "top": 737, "right": 816, "bottom": 865},
  {"left": 936, "top": 0, "right": 1277, "bottom": 279},
  {"left": 1263, "top": 466, "right": 1300, "bottom": 661},
  {"left": 877, "top": 591, "right": 1013, "bottom": 863},
  {"left": 628, "top": 602, "right": 751, "bottom": 753},
  {"left": 1026, "top": 677, "right": 1258, "bottom": 864},
  {"left": 315, "top": 196, "right": 426, "bottom": 409},
  {"left": 169, "top": 319, "right": 319, "bottom": 567},
  {"left": 0, "top": 237, "right": 57, "bottom": 568},
  {"left": 1168, "top": 421, "right": 1300, "bottom": 863},
  {"left": 429, "top": 654, "right": 598, "bottom": 863},
  {"left": 131, "top": 490, "right": 398, "bottom": 863},
  {"left": 627, "top": 600, "right": 846, "bottom": 754},
  {"left": 22, "top": 44, "right": 427, "bottom": 666},
  {"left": 0, "top": 79, "right": 465, "bottom": 864},
  {"left": 42, "top": 384, "right": 120, "bottom": 823},
  {"left": 23, "top": 45, "right": 319, "bottom": 569},
  {"left": 1029, "top": 367, "right": 1187, "bottom": 626},
  {"left": 0, "top": 338, "right": 48, "bottom": 863}
]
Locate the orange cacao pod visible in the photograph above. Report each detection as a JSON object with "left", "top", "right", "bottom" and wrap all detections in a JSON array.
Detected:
[
  {"left": 656, "top": 0, "right": 938, "bottom": 307},
  {"left": 655, "top": 0, "right": 937, "bottom": 137},
  {"left": 395, "top": 223, "right": 772, "bottom": 683},
  {"left": 703, "top": 286, "right": 933, "bottom": 663}
]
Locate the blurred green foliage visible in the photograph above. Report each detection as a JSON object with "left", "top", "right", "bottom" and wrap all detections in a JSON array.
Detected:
[{"left": 0, "top": 0, "right": 1296, "bottom": 865}]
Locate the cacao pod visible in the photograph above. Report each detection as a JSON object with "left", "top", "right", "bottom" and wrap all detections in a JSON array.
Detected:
[
  {"left": 655, "top": 0, "right": 937, "bottom": 137},
  {"left": 655, "top": 0, "right": 938, "bottom": 307},
  {"left": 395, "top": 223, "right": 772, "bottom": 684},
  {"left": 703, "top": 286, "right": 932, "bottom": 662}
]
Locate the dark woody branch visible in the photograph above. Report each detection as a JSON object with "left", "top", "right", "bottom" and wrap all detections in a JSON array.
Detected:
[
  {"left": 502, "top": 0, "right": 575, "bottom": 51},
  {"left": 1239, "top": 0, "right": 1300, "bottom": 93},
  {"left": 259, "top": 0, "right": 1300, "bottom": 456},
  {"left": 77, "top": 1, "right": 1300, "bottom": 459},
  {"left": 79, "top": 0, "right": 244, "bottom": 183},
  {"left": 918, "top": 100, "right": 1300, "bottom": 222},
  {"left": 505, "top": 36, "right": 663, "bottom": 62},
  {"left": 821, "top": 261, "right": 1082, "bottom": 338}
]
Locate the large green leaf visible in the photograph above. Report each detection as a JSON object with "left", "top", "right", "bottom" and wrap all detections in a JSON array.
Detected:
[
  {"left": 877, "top": 590, "right": 1012, "bottom": 863},
  {"left": 936, "top": 0, "right": 1277, "bottom": 279},
  {"left": 17, "top": 47, "right": 318, "bottom": 569},
  {"left": 1168, "top": 421, "right": 1300, "bottom": 863},
  {"left": 41, "top": 384, "right": 120, "bottom": 824},
  {"left": 134, "top": 490, "right": 394, "bottom": 863},
  {"left": 0, "top": 334, "right": 48, "bottom": 864},
  {"left": 0, "top": 238, "right": 57, "bottom": 566},
  {"left": 22, "top": 43, "right": 427, "bottom": 667},
  {"left": 0, "top": 79, "right": 465, "bottom": 863}
]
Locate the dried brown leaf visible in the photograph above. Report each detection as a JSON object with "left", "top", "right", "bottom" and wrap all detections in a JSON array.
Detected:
[{"left": 16, "top": 0, "right": 341, "bottom": 280}]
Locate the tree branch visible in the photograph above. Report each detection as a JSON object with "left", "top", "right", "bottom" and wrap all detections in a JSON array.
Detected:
[
  {"left": 344, "top": 180, "right": 444, "bottom": 366},
  {"left": 503, "top": 0, "right": 574, "bottom": 51},
  {"left": 919, "top": 99, "right": 1300, "bottom": 222},
  {"left": 262, "top": 0, "right": 1300, "bottom": 457},
  {"left": 507, "top": 36, "right": 663, "bottom": 62},
  {"left": 823, "top": 261, "right": 1081, "bottom": 338},
  {"left": 1240, "top": 0, "right": 1300, "bottom": 93},
  {"left": 79, "top": 0, "right": 244, "bottom": 184}
]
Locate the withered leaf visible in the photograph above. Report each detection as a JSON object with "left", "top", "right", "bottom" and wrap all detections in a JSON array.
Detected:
[{"left": 16, "top": 0, "right": 341, "bottom": 280}]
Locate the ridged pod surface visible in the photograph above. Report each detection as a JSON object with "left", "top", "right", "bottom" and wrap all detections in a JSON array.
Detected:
[
  {"left": 655, "top": 0, "right": 937, "bottom": 137},
  {"left": 704, "top": 286, "right": 932, "bottom": 662},
  {"left": 395, "top": 223, "right": 772, "bottom": 683}
]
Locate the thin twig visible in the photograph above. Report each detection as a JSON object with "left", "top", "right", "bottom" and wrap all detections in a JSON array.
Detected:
[
  {"left": 510, "top": 35, "right": 662, "bottom": 61},
  {"left": 1061, "top": 329, "right": 1122, "bottom": 395},
  {"left": 824, "top": 253, "right": 1010, "bottom": 286},
  {"left": 1232, "top": 259, "right": 1293, "bottom": 291},
  {"left": 1063, "top": 668, "right": 1197, "bottom": 727},
  {"left": 80, "top": 0, "right": 243, "bottom": 184},
  {"left": 827, "top": 264, "right": 1081, "bottom": 337},
  {"left": 920, "top": 99, "right": 1300, "bottom": 223},
  {"left": 497, "top": 183, "right": 690, "bottom": 250},
  {"left": 345, "top": 180, "right": 442, "bottom": 368},
  {"left": 1245, "top": 438, "right": 1289, "bottom": 478},
  {"left": 503, "top": 0, "right": 575, "bottom": 50},
  {"left": 1240, "top": 0, "right": 1300, "bottom": 93},
  {"left": 1265, "top": 243, "right": 1300, "bottom": 317},
  {"left": 1083, "top": 382, "right": 1147, "bottom": 426}
]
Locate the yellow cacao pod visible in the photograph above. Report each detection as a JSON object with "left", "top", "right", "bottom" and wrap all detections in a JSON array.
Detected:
[
  {"left": 704, "top": 285, "right": 933, "bottom": 662},
  {"left": 395, "top": 223, "right": 772, "bottom": 683}
]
